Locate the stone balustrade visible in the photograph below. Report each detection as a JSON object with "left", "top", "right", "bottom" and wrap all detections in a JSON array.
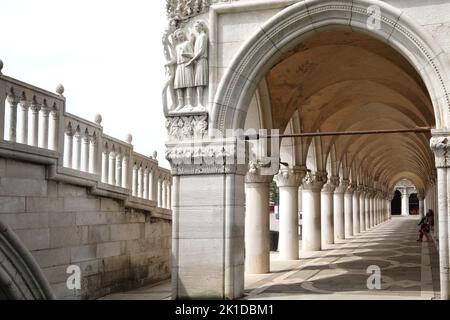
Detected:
[{"left": 0, "top": 67, "right": 172, "bottom": 216}]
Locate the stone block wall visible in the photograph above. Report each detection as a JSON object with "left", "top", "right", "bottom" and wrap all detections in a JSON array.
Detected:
[{"left": 0, "top": 157, "right": 171, "bottom": 299}]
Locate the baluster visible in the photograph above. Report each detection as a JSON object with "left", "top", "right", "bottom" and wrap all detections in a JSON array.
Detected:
[
  {"left": 108, "top": 149, "right": 116, "bottom": 185},
  {"left": 63, "top": 124, "right": 73, "bottom": 168},
  {"left": 48, "top": 106, "right": 58, "bottom": 151},
  {"left": 18, "top": 99, "right": 29, "bottom": 144},
  {"left": 73, "top": 127, "right": 82, "bottom": 170},
  {"left": 81, "top": 129, "right": 90, "bottom": 172},
  {"left": 29, "top": 99, "right": 40, "bottom": 147},
  {"left": 121, "top": 156, "right": 128, "bottom": 188},
  {"left": 132, "top": 164, "right": 138, "bottom": 196},
  {"left": 89, "top": 133, "right": 97, "bottom": 174},
  {"left": 101, "top": 146, "right": 109, "bottom": 183},
  {"left": 144, "top": 168, "right": 149, "bottom": 200},
  {"left": 162, "top": 180, "right": 167, "bottom": 209},
  {"left": 39, "top": 102, "right": 50, "bottom": 149},
  {"left": 158, "top": 178, "right": 162, "bottom": 208},
  {"left": 7, "top": 94, "right": 18, "bottom": 142},
  {"left": 115, "top": 153, "right": 122, "bottom": 187},
  {"left": 149, "top": 169, "right": 154, "bottom": 201},
  {"left": 138, "top": 166, "right": 144, "bottom": 198}
]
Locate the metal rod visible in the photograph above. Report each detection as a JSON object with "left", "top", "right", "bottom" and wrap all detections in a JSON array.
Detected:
[{"left": 245, "top": 127, "right": 432, "bottom": 140}]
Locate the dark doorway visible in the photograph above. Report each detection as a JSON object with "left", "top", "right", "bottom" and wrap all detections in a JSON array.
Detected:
[
  {"left": 409, "top": 194, "right": 419, "bottom": 215},
  {"left": 391, "top": 190, "right": 401, "bottom": 215}
]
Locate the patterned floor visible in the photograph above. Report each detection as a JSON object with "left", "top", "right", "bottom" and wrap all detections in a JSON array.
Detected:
[
  {"left": 100, "top": 216, "right": 440, "bottom": 300},
  {"left": 244, "top": 216, "right": 440, "bottom": 300}
]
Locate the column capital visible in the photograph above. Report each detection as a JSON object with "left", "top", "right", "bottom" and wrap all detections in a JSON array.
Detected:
[
  {"left": 275, "top": 166, "right": 306, "bottom": 188},
  {"left": 357, "top": 185, "right": 366, "bottom": 195},
  {"left": 302, "top": 170, "right": 326, "bottom": 191},
  {"left": 322, "top": 175, "right": 339, "bottom": 193},
  {"left": 335, "top": 178, "right": 349, "bottom": 193},
  {"left": 345, "top": 182, "right": 356, "bottom": 195},
  {"left": 245, "top": 161, "right": 273, "bottom": 185},
  {"left": 430, "top": 134, "right": 450, "bottom": 168}
]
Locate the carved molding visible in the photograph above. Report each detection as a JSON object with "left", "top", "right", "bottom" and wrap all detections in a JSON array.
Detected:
[{"left": 165, "top": 138, "right": 246, "bottom": 175}]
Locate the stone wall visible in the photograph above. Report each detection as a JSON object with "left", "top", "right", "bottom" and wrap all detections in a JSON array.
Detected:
[{"left": 0, "top": 157, "right": 171, "bottom": 299}]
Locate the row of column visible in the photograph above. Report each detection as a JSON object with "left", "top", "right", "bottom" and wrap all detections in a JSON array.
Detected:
[
  {"left": 6, "top": 95, "right": 58, "bottom": 150},
  {"left": 245, "top": 167, "right": 392, "bottom": 274}
]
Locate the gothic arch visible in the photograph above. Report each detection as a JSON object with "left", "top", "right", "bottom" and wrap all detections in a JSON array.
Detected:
[
  {"left": 211, "top": 0, "right": 450, "bottom": 133},
  {"left": 0, "top": 221, "right": 54, "bottom": 300}
]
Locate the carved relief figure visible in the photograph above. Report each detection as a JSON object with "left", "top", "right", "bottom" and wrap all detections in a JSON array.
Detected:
[
  {"left": 187, "top": 20, "right": 208, "bottom": 110},
  {"left": 173, "top": 29, "right": 195, "bottom": 111},
  {"left": 162, "top": 21, "right": 177, "bottom": 114}
]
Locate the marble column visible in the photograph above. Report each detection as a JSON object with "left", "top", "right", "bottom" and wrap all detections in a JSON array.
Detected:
[
  {"left": 401, "top": 189, "right": 410, "bottom": 216},
  {"left": 321, "top": 176, "right": 338, "bottom": 246},
  {"left": 430, "top": 135, "right": 450, "bottom": 300},
  {"left": 334, "top": 179, "right": 347, "bottom": 241},
  {"left": 344, "top": 183, "right": 355, "bottom": 238},
  {"left": 302, "top": 171, "right": 326, "bottom": 252},
  {"left": 365, "top": 190, "right": 371, "bottom": 230},
  {"left": 359, "top": 186, "right": 366, "bottom": 232},
  {"left": 369, "top": 192, "right": 375, "bottom": 229},
  {"left": 352, "top": 187, "right": 360, "bottom": 235},
  {"left": 275, "top": 167, "right": 304, "bottom": 260},
  {"left": 244, "top": 168, "right": 272, "bottom": 274}
]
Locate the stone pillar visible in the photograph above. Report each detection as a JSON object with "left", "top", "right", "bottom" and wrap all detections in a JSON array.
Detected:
[
  {"left": 431, "top": 135, "right": 450, "bottom": 300},
  {"left": 352, "top": 187, "right": 360, "bottom": 235},
  {"left": 64, "top": 127, "right": 74, "bottom": 168},
  {"left": 302, "top": 171, "right": 325, "bottom": 252},
  {"left": 167, "top": 138, "right": 246, "bottom": 299},
  {"left": 369, "top": 192, "right": 375, "bottom": 228},
  {"left": 275, "top": 167, "right": 304, "bottom": 259},
  {"left": 364, "top": 190, "right": 371, "bottom": 230},
  {"left": 334, "top": 179, "right": 347, "bottom": 241},
  {"left": 89, "top": 135, "right": 97, "bottom": 174},
  {"left": 321, "top": 176, "right": 338, "bottom": 246},
  {"left": 344, "top": 183, "right": 355, "bottom": 238},
  {"left": 244, "top": 166, "right": 272, "bottom": 274},
  {"left": 359, "top": 186, "right": 366, "bottom": 232},
  {"left": 108, "top": 151, "right": 116, "bottom": 185},
  {"left": 49, "top": 108, "right": 58, "bottom": 151},
  {"left": 401, "top": 189, "right": 409, "bottom": 216}
]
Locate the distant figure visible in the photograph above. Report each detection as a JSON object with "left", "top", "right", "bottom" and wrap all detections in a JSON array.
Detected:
[{"left": 417, "top": 210, "right": 432, "bottom": 242}]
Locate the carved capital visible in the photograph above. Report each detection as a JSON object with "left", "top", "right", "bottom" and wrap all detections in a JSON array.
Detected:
[
  {"left": 322, "top": 175, "right": 338, "bottom": 193},
  {"left": 166, "top": 112, "right": 208, "bottom": 141},
  {"left": 275, "top": 166, "right": 306, "bottom": 188},
  {"left": 430, "top": 135, "right": 450, "bottom": 168},
  {"left": 245, "top": 161, "right": 273, "bottom": 184},
  {"left": 302, "top": 171, "right": 326, "bottom": 191},
  {"left": 345, "top": 182, "right": 356, "bottom": 194}
]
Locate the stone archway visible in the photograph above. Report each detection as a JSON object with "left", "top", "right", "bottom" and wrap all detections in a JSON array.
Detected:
[{"left": 167, "top": 0, "right": 450, "bottom": 300}]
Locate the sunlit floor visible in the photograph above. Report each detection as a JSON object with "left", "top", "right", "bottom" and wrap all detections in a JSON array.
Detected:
[{"left": 100, "top": 216, "right": 440, "bottom": 300}]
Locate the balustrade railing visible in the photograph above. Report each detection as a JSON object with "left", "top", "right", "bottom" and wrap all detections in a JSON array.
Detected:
[{"left": 0, "top": 61, "right": 172, "bottom": 214}]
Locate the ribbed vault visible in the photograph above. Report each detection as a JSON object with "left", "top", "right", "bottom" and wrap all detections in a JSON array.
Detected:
[{"left": 264, "top": 30, "right": 435, "bottom": 193}]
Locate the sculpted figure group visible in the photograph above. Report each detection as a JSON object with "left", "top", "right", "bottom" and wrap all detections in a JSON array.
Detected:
[{"left": 163, "top": 20, "right": 208, "bottom": 113}]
